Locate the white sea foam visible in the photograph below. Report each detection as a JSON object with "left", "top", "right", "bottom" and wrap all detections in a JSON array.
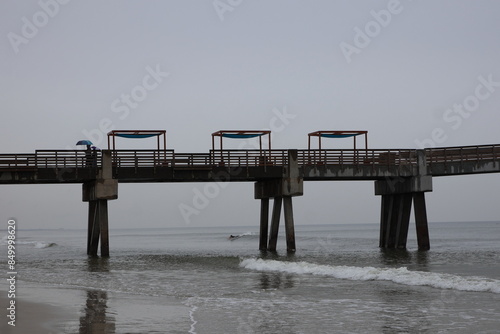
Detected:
[
  {"left": 228, "top": 232, "right": 255, "bottom": 241},
  {"left": 240, "top": 259, "right": 500, "bottom": 294},
  {"left": 34, "top": 241, "right": 57, "bottom": 249},
  {"left": 0, "top": 235, "right": 56, "bottom": 249}
]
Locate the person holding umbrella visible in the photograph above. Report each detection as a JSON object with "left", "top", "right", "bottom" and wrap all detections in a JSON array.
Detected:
[{"left": 76, "top": 140, "right": 94, "bottom": 167}]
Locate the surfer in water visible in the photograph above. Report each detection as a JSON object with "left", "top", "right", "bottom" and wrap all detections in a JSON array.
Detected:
[{"left": 228, "top": 234, "right": 241, "bottom": 241}]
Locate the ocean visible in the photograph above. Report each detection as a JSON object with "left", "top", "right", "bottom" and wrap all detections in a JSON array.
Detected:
[{"left": 1, "top": 221, "right": 499, "bottom": 333}]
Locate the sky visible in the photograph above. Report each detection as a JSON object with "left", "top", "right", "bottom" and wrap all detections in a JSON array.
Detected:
[{"left": 1, "top": 0, "right": 500, "bottom": 231}]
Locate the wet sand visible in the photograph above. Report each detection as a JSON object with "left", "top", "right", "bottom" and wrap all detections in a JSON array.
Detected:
[
  {"left": 1, "top": 283, "right": 193, "bottom": 333},
  {"left": 0, "top": 292, "right": 71, "bottom": 334},
  {"left": 0, "top": 286, "right": 119, "bottom": 333}
]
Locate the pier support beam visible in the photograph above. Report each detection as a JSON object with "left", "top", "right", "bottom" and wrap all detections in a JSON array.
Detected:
[
  {"left": 377, "top": 186, "right": 432, "bottom": 250},
  {"left": 268, "top": 197, "right": 282, "bottom": 252},
  {"left": 375, "top": 150, "right": 432, "bottom": 250},
  {"left": 259, "top": 198, "right": 269, "bottom": 251},
  {"left": 379, "top": 193, "right": 413, "bottom": 248},
  {"left": 87, "top": 200, "right": 99, "bottom": 254},
  {"left": 83, "top": 150, "right": 117, "bottom": 257},
  {"left": 283, "top": 196, "right": 296, "bottom": 252},
  {"left": 87, "top": 199, "right": 110, "bottom": 256},
  {"left": 413, "top": 192, "right": 430, "bottom": 250},
  {"left": 255, "top": 150, "right": 303, "bottom": 252}
]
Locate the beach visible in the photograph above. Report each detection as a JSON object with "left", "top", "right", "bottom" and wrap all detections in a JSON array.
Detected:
[
  {"left": 1, "top": 282, "right": 193, "bottom": 334},
  {"left": 0, "top": 288, "right": 73, "bottom": 334}
]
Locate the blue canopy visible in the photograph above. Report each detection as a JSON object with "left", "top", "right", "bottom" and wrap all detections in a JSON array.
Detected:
[
  {"left": 221, "top": 133, "right": 266, "bottom": 139},
  {"left": 212, "top": 130, "right": 272, "bottom": 151},
  {"left": 114, "top": 133, "right": 161, "bottom": 139},
  {"left": 308, "top": 130, "right": 368, "bottom": 150},
  {"left": 319, "top": 134, "right": 359, "bottom": 139},
  {"left": 107, "top": 130, "right": 167, "bottom": 150}
]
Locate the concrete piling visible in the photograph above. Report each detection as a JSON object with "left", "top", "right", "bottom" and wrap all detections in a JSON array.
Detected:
[
  {"left": 255, "top": 150, "right": 303, "bottom": 252},
  {"left": 396, "top": 193, "right": 413, "bottom": 249},
  {"left": 378, "top": 190, "right": 431, "bottom": 250},
  {"left": 87, "top": 200, "right": 99, "bottom": 255},
  {"left": 283, "top": 196, "right": 296, "bottom": 252},
  {"left": 413, "top": 192, "right": 430, "bottom": 250},
  {"left": 87, "top": 199, "right": 110, "bottom": 256},
  {"left": 259, "top": 198, "right": 270, "bottom": 251},
  {"left": 98, "top": 199, "right": 110, "bottom": 257},
  {"left": 83, "top": 150, "right": 117, "bottom": 257},
  {"left": 268, "top": 197, "right": 282, "bottom": 252},
  {"left": 375, "top": 150, "right": 432, "bottom": 250}
]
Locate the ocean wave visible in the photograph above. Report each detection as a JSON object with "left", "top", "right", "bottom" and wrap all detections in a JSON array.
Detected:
[
  {"left": 228, "top": 232, "right": 255, "bottom": 240},
  {"left": 240, "top": 259, "right": 500, "bottom": 294},
  {"left": 0, "top": 236, "right": 56, "bottom": 249},
  {"left": 34, "top": 242, "right": 57, "bottom": 249}
]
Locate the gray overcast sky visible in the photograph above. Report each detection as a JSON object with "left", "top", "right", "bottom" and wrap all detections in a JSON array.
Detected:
[{"left": 1, "top": 1, "right": 499, "bottom": 230}]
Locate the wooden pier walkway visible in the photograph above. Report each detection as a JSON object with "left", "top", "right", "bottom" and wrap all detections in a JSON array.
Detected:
[
  {"left": 1, "top": 144, "right": 499, "bottom": 182},
  {"left": 1, "top": 144, "right": 499, "bottom": 256}
]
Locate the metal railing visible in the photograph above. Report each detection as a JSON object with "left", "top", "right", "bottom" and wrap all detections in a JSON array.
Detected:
[
  {"left": 110, "top": 149, "right": 415, "bottom": 168},
  {"left": 35, "top": 150, "right": 101, "bottom": 168},
  {"left": 0, "top": 154, "right": 36, "bottom": 168},
  {"left": 110, "top": 150, "right": 288, "bottom": 168},
  {"left": 111, "top": 150, "right": 175, "bottom": 168},
  {"left": 0, "top": 150, "right": 101, "bottom": 169},
  {"left": 210, "top": 149, "right": 288, "bottom": 167},
  {"left": 1, "top": 146, "right": 499, "bottom": 171},
  {"left": 298, "top": 149, "right": 417, "bottom": 167},
  {"left": 426, "top": 144, "right": 500, "bottom": 165}
]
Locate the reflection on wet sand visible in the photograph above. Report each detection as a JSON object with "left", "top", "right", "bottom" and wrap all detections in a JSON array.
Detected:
[
  {"left": 379, "top": 248, "right": 429, "bottom": 271},
  {"left": 79, "top": 257, "right": 115, "bottom": 334},
  {"left": 259, "top": 272, "right": 298, "bottom": 290},
  {"left": 79, "top": 290, "right": 116, "bottom": 334},
  {"left": 376, "top": 249, "right": 432, "bottom": 334}
]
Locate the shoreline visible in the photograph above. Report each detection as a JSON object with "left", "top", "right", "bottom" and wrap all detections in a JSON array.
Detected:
[
  {"left": 0, "top": 281, "right": 193, "bottom": 333},
  {"left": 0, "top": 290, "right": 73, "bottom": 334}
]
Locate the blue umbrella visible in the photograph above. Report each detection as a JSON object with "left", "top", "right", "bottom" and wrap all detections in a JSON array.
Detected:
[{"left": 76, "top": 140, "right": 93, "bottom": 146}]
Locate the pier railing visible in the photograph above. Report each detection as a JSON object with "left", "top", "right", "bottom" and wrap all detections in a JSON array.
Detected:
[
  {"left": 110, "top": 150, "right": 289, "bottom": 167},
  {"left": 0, "top": 149, "right": 418, "bottom": 169},
  {"left": 0, "top": 150, "right": 101, "bottom": 170},
  {"left": 425, "top": 144, "right": 500, "bottom": 165},
  {"left": 299, "top": 149, "right": 417, "bottom": 167},
  {"left": 1, "top": 145, "right": 499, "bottom": 171},
  {"left": 210, "top": 150, "right": 288, "bottom": 167}
]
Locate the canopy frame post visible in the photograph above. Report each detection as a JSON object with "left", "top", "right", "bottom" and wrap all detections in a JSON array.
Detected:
[
  {"left": 107, "top": 130, "right": 167, "bottom": 164},
  {"left": 308, "top": 131, "right": 368, "bottom": 150},
  {"left": 211, "top": 130, "right": 271, "bottom": 151},
  {"left": 107, "top": 130, "right": 167, "bottom": 151},
  {"left": 211, "top": 130, "right": 272, "bottom": 165},
  {"left": 308, "top": 131, "right": 368, "bottom": 164}
]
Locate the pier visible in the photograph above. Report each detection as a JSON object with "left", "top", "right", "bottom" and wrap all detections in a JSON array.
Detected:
[{"left": 1, "top": 130, "right": 500, "bottom": 256}]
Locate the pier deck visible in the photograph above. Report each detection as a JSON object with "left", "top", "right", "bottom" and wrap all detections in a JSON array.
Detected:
[{"left": 1, "top": 144, "right": 499, "bottom": 184}]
